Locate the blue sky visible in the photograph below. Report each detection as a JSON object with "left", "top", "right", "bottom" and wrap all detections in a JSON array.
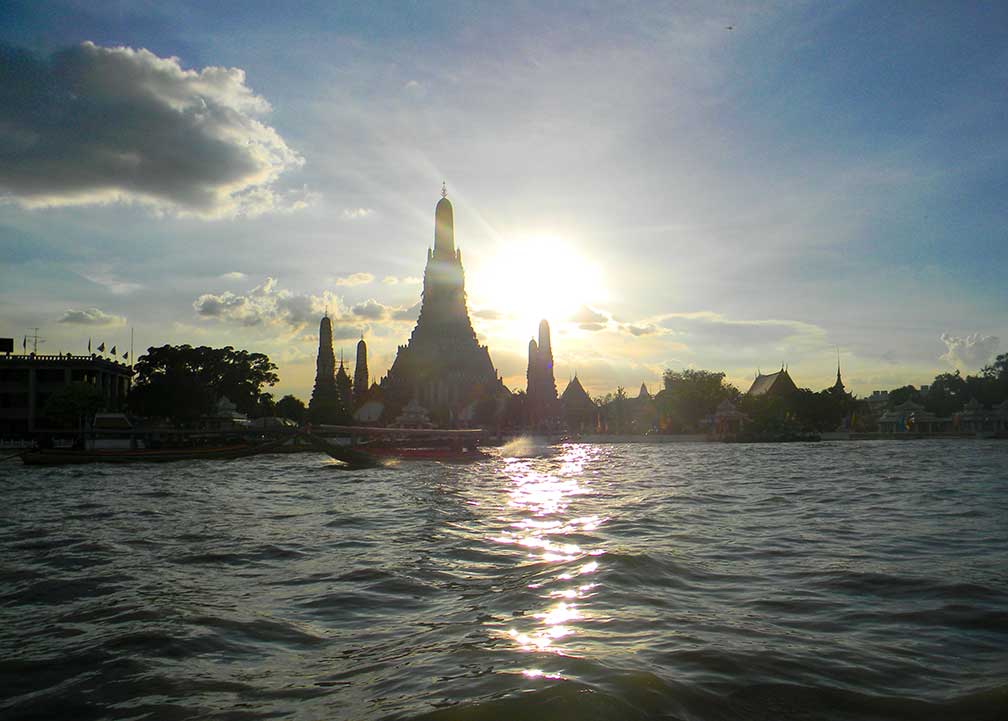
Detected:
[{"left": 1, "top": 1, "right": 1005, "bottom": 399}]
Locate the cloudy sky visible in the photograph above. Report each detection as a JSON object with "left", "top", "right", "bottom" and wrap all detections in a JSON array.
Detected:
[{"left": 1, "top": 1, "right": 1005, "bottom": 400}]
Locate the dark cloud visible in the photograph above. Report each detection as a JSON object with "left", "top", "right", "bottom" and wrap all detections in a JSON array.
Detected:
[
  {"left": 392, "top": 302, "right": 420, "bottom": 322},
  {"left": 58, "top": 307, "right": 126, "bottom": 326},
  {"left": 0, "top": 42, "right": 302, "bottom": 216},
  {"left": 579, "top": 322, "right": 606, "bottom": 332},
  {"left": 351, "top": 299, "right": 389, "bottom": 320}
]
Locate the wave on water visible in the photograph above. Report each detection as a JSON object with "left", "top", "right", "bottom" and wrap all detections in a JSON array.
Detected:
[
  {"left": 497, "top": 435, "right": 559, "bottom": 458},
  {"left": 1, "top": 440, "right": 1007, "bottom": 721}
]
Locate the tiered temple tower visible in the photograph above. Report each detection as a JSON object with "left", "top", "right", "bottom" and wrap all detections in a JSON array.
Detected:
[
  {"left": 381, "top": 186, "right": 505, "bottom": 419},
  {"left": 353, "top": 335, "right": 369, "bottom": 407},
  {"left": 336, "top": 350, "right": 353, "bottom": 411},
  {"left": 309, "top": 314, "right": 347, "bottom": 423},
  {"left": 526, "top": 319, "right": 560, "bottom": 428}
]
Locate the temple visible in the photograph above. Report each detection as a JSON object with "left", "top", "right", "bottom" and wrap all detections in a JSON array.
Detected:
[
  {"left": 560, "top": 374, "right": 597, "bottom": 433},
  {"left": 309, "top": 314, "right": 348, "bottom": 423},
  {"left": 746, "top": 366, "right": 799, "bottom": 398},
  {"left": 353, "top": 335, "right": 369, "bottom": 408},
  {"left": 380, "top": 186, "right": 506, "bottom": 421},
  {"left": 526, "top": 319, "right": 559, "bottom": 428},
  {"left": 830, "top": 353, "right": 845, "bottom": 394},
  {"left": 336, "top": 350, "right": 352, "bottom": 412}
]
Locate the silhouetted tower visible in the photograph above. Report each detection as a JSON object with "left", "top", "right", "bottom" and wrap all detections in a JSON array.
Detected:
[
  {"left": 353, "top": 335, "right": 369, "bottom": 407},
  {"left": 309, "top": 314, "right": 343, "bottom": 423},
  {"left": 831, "top": 350, "right": 845, "bottom": 394},
  {"left": 381, "top": 185, "right": 505, "bottom": 420},
  {"left": 538, "top": 319, "right": 557, "bottom": 400},
  {"left": 526, "top": 319, "right": 559, "bottom": 428},
  {"left": 336, "top": 349, "right": 352, "bottom": 414}
]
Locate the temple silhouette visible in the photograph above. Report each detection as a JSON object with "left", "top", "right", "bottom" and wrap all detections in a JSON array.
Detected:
[
  {"left": 380, "top": 186, "right": 506, "bottom": 421},
  {"left": 526, "top": 319, "right": 560, "bottom": 429},
  {"left": 308, "top": 313, "right": 349, "bottom": 423}
]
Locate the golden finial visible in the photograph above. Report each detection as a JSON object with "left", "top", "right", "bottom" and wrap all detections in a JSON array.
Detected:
[{"left": 441, "top": 181, "right": 447, "bottom": 198}]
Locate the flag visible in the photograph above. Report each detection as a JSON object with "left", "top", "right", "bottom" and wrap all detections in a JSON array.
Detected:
[
  {"left": 88, "top": 338, "right": 92, "bottom": 353},
  {"left": 98, "top": 342, "right": 105, "bottom": 352},
  {"left": 110, "top": 345, "right": 117, "bottom": 355}
]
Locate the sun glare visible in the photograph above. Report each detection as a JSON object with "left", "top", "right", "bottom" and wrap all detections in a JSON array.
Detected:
[{"left": 470, "top": 235, "right": 606, "bottom": 330}]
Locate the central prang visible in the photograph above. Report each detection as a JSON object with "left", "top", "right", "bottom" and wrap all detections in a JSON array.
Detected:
[{"left": 379, "top": 188, "right": 506, "bottom": 423}]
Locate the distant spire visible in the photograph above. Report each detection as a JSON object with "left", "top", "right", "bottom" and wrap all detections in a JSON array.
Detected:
[{"left": 441, "top": 180, "right": 447, "bottom": 198}]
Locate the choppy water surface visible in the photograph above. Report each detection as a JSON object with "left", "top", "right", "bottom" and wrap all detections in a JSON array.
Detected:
[{"left": 2, "top": 440, "right": 1007, "bottom": 720}]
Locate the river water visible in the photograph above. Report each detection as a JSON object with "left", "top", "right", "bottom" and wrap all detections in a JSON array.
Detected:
[{"left": 2, "top": 440, "right": 1006, "bottom": 720}]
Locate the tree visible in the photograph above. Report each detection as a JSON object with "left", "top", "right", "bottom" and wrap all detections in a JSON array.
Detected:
[
  {"left": 605, "top": 386, "right": 628, "bottom": 434},
  {"left": 129, "top": 344, "right": 279, "bottom": 424},
  {"left": 924, "top": 372, "right": 967, "bottom": 417},
  {"left": 981, "top": 353, "right": 1008, "bottom": 404},
  {"left": 42, "top": 382, "right": 105, "bottom": 430},
  {"left": 887, "top": 385, "right": 920, "bottom": 408},
  {"left": 276, "top": 394, "right": 307, "bottom": 424},
  {"left": 660, "top": 369, "right": 740, "bottom": 432}
]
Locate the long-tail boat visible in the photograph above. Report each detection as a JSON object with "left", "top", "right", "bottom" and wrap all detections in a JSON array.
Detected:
[{"left": 304, "top": 425, "right": 488, "bottom": 468}]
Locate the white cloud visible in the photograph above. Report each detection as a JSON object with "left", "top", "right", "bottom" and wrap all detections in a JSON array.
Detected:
[
  {"left": 342, "top": 207, "right": 374, "bottom": 219},
  {"left": 473, "top": 308, "right": 504, "bottom": 320},
  {"left": 58, "top": 307, "right": 126, "bottom": 326},
  {"left": 333, "top": 272, "right": 375, "bottom": 286},
  {"left": 0, "top": 42, "right": 303, "bottom": 217},
  {"left": 349, "top": 298, "right": 419, "bottom": 321},
  {"left": 939, "top": 333, "right": 1000, "bottom": 370},
  {"left": 220, "top": 271, "right": 247, "bottom": 280},
  {"left": 569, "top": 305, "right": 609, "bottom": 329},
  {"left": 79, "top": 270, "right": 142, "bottom": 295},
  {"left": 622, "top": 323, "right": 660, "bottom": 336},
  {"left": 381, "top": 275, "right": 420, "bottom": 285},
  {"left": 193, "top": 277, "right": 337, "bottom": 329}
]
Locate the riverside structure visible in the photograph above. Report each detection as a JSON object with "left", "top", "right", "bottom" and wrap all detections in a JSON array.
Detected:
[{"left": 0, "top": 353, "right": 132, "bottom": 435}]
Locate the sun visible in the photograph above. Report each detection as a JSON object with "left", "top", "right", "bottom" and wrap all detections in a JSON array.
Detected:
[{"left": 469, "top": 235, "right": 607, "bottom": 331}]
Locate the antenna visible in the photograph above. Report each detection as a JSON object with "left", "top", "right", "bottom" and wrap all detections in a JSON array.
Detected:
[{"left": 25, "top": 328, "right": 45, "bottom": 354}]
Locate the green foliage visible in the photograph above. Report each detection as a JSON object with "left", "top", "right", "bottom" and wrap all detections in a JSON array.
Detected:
[
  {"left": 660, "top": 369, "right": 740, "bottom": 432},
  {"left": 276, "top": 394, "right": 307, "bottom": 423},
  {"left": 924, "top": 372, "right": 967, "bottom": 417},
  {"left": 129, "top": 344, "right": 278, "bottom": 423},
  {"left": 887, "top": 385, "right": 920, "bottom": 408},
  {"left": 42, "top": 382, "right": 105, "bottom": 429}
]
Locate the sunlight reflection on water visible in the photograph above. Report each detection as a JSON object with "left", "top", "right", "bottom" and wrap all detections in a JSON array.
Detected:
[{"left": 491, "top": 444, "right": 607, "bottom": 668}]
